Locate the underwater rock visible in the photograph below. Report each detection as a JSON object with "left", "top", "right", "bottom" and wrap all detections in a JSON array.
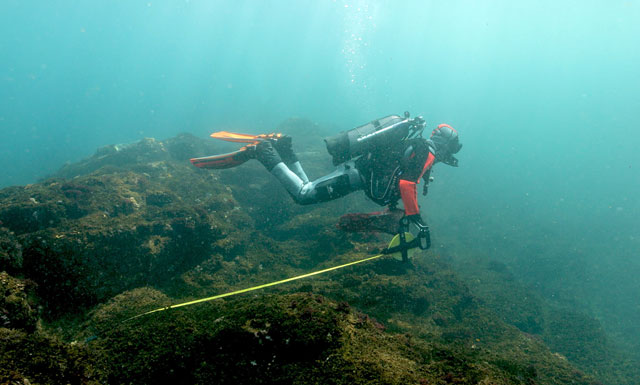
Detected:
[
  {"left": 0, "top": 227, "right": 22, "bottom": 272},
  {"left": 18, "top": 207, "right": 231, "bottom": 316},
  {"left": 86, "top": 292, "right": 579, "bottom": 385},
  {"left": 0, "top": 136, "right": 243, "bottom": 316},
  {"left": 0, "top": 272, "right": 38, "bottom": 332},
  {"left": 145, "top": 191, "right": 175, "bottom": 207},
  {"left": 450, "top": 257, "right": 639, "bottom": 384},
  {"left": 0, "top": 327, "right": 101, "bottom": 384},
  {"left": 273, "top": 208, "right": 341, "bottom": 241},
  {"left": 0, "top": 197, "right": 65, "bottom": 235},
  {"left": 82, "top": 286, "right": 171, "bottom": 336},
  {"left": 54, "top": 133, "right": 219, "bottom": 180},
  {"left": 0, "top": 129, "right": 615, "bottom": 384}
]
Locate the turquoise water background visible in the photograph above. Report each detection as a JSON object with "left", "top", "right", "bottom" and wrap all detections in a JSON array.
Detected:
[{"left": 2, "top": 0, "right": 639, "bottom": 360}]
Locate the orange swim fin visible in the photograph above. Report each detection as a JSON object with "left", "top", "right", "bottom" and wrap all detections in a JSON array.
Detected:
[
  {"left": 211, "top": 131, "right": 284, "bottom": 143},
  {"left": 190, "top": 146, "right": 255, "bottom": 169},
  {"left": 191, "top": 131, "right": 285, "bottom": 169}
]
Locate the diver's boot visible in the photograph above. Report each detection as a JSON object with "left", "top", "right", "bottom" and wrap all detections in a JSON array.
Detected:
[
  {"left": 255, "top": 140, "right": 283, "bottom": 171},
  {"left": 271, "top": 135, "right": 310, "bottom": 183}
]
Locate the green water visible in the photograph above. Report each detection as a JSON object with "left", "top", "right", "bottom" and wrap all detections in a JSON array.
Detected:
[{"left": 1, "top": 0, "right": 638, "bottom": 371}]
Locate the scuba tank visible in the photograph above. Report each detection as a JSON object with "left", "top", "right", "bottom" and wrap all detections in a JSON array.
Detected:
[{"left": 324, "top": 111, "right": 426, "bottom": 165}]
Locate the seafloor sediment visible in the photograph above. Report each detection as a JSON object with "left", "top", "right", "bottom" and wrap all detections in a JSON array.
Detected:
[{"left": 0, "top": 120, "right": 634, "bottom": 384}]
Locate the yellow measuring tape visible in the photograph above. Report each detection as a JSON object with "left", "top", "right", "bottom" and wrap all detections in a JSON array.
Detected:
[{"left": 126, "top": 252, "right": 386, "bottom": 321}]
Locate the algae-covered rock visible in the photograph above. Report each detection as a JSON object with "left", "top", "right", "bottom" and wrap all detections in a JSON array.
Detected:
[
  {"left": 82, "top": 286, "right": 171, "bottom": 337},
  {"left": 452, "top": 256, "right": 639, "bottom": 384},
  {"left": 17, "top": 205, "right": 231, "bottom": 316},
  {"left": 0, "top": 192, "right": 66, "bottom": 235},
  {"left": 0, "top": 327, "right": 102, "bottom": 385},
  {"left": 86, "top": 292, "right": 561, "bottom": 385},
  {"left": 0, "top": 136, "right": 244, "bottom": 317},
  {"left": 0, "top": 272, "right": 38, "bottom": 332},
  {"left": 55, "top": 133, "right": 218, "bottom": 179},
  {"left": 0, "top": 127, "right": 622, "bottom": 384},
  {"left": 0, "top": 227, "right": 22, "bottom": 272}
]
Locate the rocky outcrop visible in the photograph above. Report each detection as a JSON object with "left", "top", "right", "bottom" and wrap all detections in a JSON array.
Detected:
[{"left": 0, "top": 129, "right": 619, "bottom": 384}]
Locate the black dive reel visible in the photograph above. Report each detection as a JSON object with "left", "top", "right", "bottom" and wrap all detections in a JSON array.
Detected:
[{"left": 382, "top": 216, "right": 431, "bottom": 262}]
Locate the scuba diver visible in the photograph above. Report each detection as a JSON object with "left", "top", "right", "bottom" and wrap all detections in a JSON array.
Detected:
[{"left": 191, "top": 112, "right": 462, "bottom": 260}]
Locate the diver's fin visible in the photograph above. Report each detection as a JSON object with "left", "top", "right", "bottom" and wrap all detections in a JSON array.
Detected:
[
  {"left": 190, "top": 146, "right": 254, "bottom": 169},
  {"left": 192, "top": 131, "right": 285, "bottom": 169},
  {"left": 211, "top": 131, "right": 284, "bottom": 143}
]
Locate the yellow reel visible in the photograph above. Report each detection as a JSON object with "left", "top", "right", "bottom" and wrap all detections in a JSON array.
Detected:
[{"left": 387, "top": 232, "right": 416, "bottom": 261}]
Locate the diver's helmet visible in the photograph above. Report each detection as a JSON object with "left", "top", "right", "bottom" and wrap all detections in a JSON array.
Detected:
[{"left": 428, "top": 124, "right": 462, "bottom": 167}]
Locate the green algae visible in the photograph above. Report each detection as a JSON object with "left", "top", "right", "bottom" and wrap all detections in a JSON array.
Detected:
[
  {"left": 0, "top": 272, "right": 38, "bottom": 332},
  {"left": 0, "top": 132, "right": 627, "bottom": 384},
  {"left": 81, "top": 292, "right": 553, "bottom": 385},
  {"left": 0, "top": 227, "right": 22, "bottom": 273},
  {"left": 0, "top": 327, "right": 102, "bottom": 385},
  {"left": 0, "top": 273, "right": 101, "bottom": 384}
]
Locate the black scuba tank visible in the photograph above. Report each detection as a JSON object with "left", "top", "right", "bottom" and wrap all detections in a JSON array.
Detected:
[{"left": 324, "top": 112, "right": 425, "bottom": 165}]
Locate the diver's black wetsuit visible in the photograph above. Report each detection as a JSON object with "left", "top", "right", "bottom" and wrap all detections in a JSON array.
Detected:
[{"left": 270, "top": 137, "right": 434, "bottom": 216}]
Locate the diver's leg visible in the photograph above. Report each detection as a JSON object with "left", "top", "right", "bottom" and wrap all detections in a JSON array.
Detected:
[
  {"left": 257, "top": 141, "right": 362, "bottom": 205},
  {"left": 293, "top": 161, "right": 363, "bottom": 205},
  {"left": 270, "top": 163, "right": 306, "bottom": 198},
  {"left": 256, "top": 141, "right": 308, "bottom": 200},
  {"left": 269, "top": 162, "right": 363, "bottom": 205},
  {"left": 287, "top": 161, "right": 309, "bottom": 184},
  {"left": 271, "top": 136, "right": 309, "bottom": 183}
]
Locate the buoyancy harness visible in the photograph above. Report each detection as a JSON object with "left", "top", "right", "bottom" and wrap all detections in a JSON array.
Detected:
[
  {"left": 353, "top": 137, "right": 432, "bottom": 206},
  {"left": 323, "top": 112, "right": 428, "bottom": 206}
]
